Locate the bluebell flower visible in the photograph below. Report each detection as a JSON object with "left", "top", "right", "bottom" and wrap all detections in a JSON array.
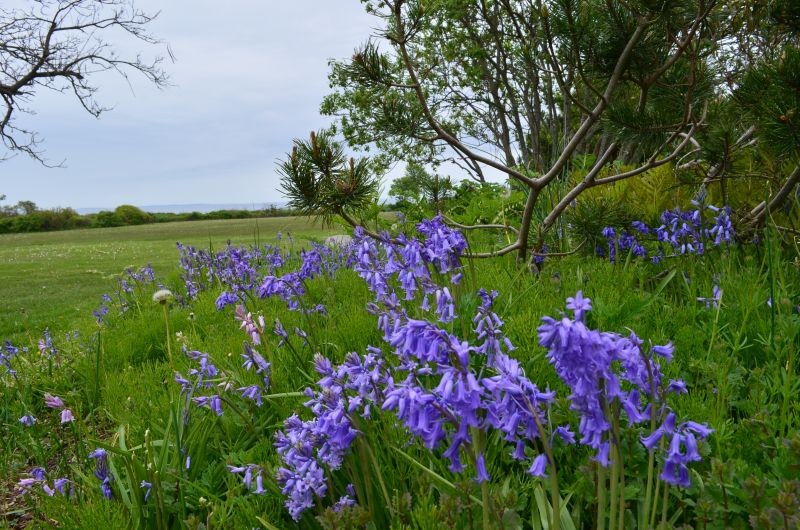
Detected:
[
  {"left": 89, "top": 448, "right": 113, "bottom": 499},
  {"left": 538, "top": 293, "right": 682, "bottom": 465},
  {"left": 228, "top": 464, "right": 266, "bottom": 494},
  {"left": 275, "top": 349, "right": 387, "bottom": 520},
  {"left": 38, "top": 328, "right": 58, "bottom": 359},
  {"left": 565, "top": 291, "right": 592, "bottom": 322},
  {"left": 238, "top": 385, "right": 263, "bottom": 406},
  {"left": 193, "top": 395, "right": 223, "bottom": 416},
  {"left": 528, "top": 454, "right": 549, "bottom": 477},
  {"left": 641, "top": 413, "right": 712, "bottom": 487},
  {"left": 215, "top": 291, "right": 239, "bottom": 310},
  {"left": 332, "top": 493, "right": 357, "bottom": 512},
  {"left": 435, "top": 287, "right": 456, "bottom": 323},
  {"left": 53, "top": 478, "right": 70, "bottom": 496},
  {"left": 697, "top": 284, "right": 722, "bottom": 309},
  {"left": 60, "top": 409, "right": 75, "bottom": 424},
  {"left": 140, "top": 480, "right": 152, "bottom": 501},
  {"left": 631, "top": 221, "right": 650, "bottom": 234},
  {"left": 44, "top": 393, "right": 64, "bottom": 408}
]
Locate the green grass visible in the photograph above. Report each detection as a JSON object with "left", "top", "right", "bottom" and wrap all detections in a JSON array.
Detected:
[{"left": 0, "top": 216, "right": 339, "bottom": 342}]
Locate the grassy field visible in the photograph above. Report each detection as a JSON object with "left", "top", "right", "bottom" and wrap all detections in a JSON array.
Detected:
[{"left": 0, "top": 217, "right": 338, "bottom": 342}]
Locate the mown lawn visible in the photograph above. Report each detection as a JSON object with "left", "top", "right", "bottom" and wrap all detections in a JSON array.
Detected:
[{"left": 0, "top": 217, "right": 338, "bottom": 342}]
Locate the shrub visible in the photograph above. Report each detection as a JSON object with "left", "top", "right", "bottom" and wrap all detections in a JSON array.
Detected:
[{"left": 113, "top": 205, "right": 154, "bottom": 225}]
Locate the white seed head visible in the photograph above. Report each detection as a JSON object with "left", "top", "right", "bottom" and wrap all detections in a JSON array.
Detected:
[{"left": 152, "top": 289, "right": 173, "bottom": 304}]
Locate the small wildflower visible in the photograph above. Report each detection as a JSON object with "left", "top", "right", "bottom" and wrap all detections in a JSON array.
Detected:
[
  {"left": 60, "top": 409, "right": 75, "bottom": 424},
  {"left": 152, "top": 289, "right": 173, "bottom": 304},
  {"left": 44, "top": 393, "right": 64, "bottom": 409},
  {"left": 140, "top": 480, "right": 152, "bottom": 502}
]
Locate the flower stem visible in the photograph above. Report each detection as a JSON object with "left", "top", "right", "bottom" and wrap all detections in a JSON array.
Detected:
[
  {"left": 643, "top": 451, "right": 655, "bottom": 528},
  {"left": 660, "top": 483, "right": 670, "bottom": 528},
  {"left": 527, "top": 400, "right": 560, "bottom": 530},
  {"left": 162, "top": 304, "right": 172, "bottom": 365},
  {"left": 649, "top": 469, "right": 661, "bottom": 530},
  {"left": 609, "top": 448, "right": 619, "bottom": 530},
  {"left": 597, "top": 462, "right": 607, "bottom": 530}
]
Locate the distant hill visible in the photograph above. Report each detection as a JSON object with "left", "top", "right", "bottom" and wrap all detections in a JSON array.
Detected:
[{"left": 76, "top": 203, "right": 287, "bottom": 215}]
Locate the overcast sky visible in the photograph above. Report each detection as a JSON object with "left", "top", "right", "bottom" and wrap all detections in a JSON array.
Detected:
[{"left": 1, "top": 1, "right": 380, "bottom": 209}]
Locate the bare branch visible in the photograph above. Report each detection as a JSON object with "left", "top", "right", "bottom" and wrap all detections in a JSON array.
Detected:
[
  {"left": 0, "top": 0, "right": 168, "bottom": 161},
  {"left": 748, "top": 165, "right": 800, "bottom": 226},
  {"left": 442, "top": 214, "right": 519, "bottom": 234}
]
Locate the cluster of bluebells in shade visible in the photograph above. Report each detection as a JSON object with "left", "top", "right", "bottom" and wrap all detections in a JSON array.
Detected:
[
  {"left": 265, "top": 215, "right": 713, "bottom": 521},
  {"left": 600, "top": 200, "right": 735, "bottom": 264}
]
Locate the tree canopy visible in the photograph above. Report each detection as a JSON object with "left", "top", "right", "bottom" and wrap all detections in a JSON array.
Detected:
[{"left": 279, "top": 0, "right": 800, "bottom": 262}]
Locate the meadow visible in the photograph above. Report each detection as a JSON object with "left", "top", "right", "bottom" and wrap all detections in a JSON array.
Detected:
[
  {"left": 1, "top": 214, "right": 799, "bottom": 529},
  {"left": 0, "top": 217, "right": 339, "bottom": 343}
]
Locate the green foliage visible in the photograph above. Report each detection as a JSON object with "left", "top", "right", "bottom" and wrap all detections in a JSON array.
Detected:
[
  {"left": 0, "top": 205, "right": 297, "bottom": 235},
  {"left": 113, "top": 205, "right": 154, "bottom": 226},
  {"left": 0, "top": 207, "right": 88, "bottom": 233},
  {"left": 736, "top": 44, "right": 800, "bottom": 162},
  {"left": 389, "top": 162, "right": 453, "bottom": 209},
  {"left": 278, "top": 129, "right": 381, "bottom": 222}
]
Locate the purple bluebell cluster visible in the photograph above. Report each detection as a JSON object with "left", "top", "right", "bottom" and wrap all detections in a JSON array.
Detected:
[
  {"left": 120, "top": 264, "right": 156, "bottom": 294},
  {"left": 92, "top": 294, "right": 111, "bottom": 324},
  {"left": 269, "top": 215, "right": 716, "bottom": 521},
  {"left": 17, "top": 467, "right": 70, "bottom": 497},
  {"left": 178, "top": 239, "right": 351, "bottom": 314},
  {"left": 600, "top": 202, "right": 735, "bottom": 264},
  {"left": 92, "top": 265, "right": 164, "bottom": 324},
  {"left": 273, "top": 217, "right": 570, "bottom": 519},
  {"left": 117, "top": 263, "right": 157, "bottom": 296},
  {"left": 275, "top": 350, "right": 385, "bottom": 520},
  {"left": 177, "top": 242, "right": 277, "bottom": 302},
  {"left": 641, "top": 412, "right": 713, "bottom": 487},
  {"left": 538, "top": 292, "right": 712, "bottom": 484},
  {"left": 332, "top": 485, "right": 357, "bottom": 513},
  {"left": 174, "top": 339, "right": 272, "bottom": 425},
  {"left": 352, "top": 215, "right": 466, "bottom": 315}
]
